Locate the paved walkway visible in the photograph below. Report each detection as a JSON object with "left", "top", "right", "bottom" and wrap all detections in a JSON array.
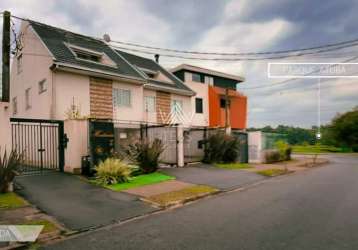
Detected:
[
  {"left": 123, "top": 180, "right": 195, "bottom": 197},
  {"left": 15, "top": 173, "right": 157, "bottom": 231},
  {"left": 160, "top": 164, "right": 266, "bottom": 191}
]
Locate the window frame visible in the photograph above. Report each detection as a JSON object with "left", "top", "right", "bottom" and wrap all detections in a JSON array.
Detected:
[
  {"left": 171, "top": 99, "right": 183, "bottom": 113},
  {"left": 25, "top": 88, "right": 32, "bottom": 110},
  {"left": 17, "top": 54, "right": 23, "bottom": 74},
  {"left": 144, "top": 96, "right": 156, "bottom": 113},
  {"left": 113, "top": 88, "right": 131, "bottom": 108},
  {"left": 12, "top": 97, "right": 17, "bottom": 115},
  {"left": 195, "top": 97, "right": 203, "bottom": 114},
  {"left": 38, "top": 79, "right": 47, "bottom": 94},
  {"left": 191, "top": 73, "right": 202, "bottom": 83}
]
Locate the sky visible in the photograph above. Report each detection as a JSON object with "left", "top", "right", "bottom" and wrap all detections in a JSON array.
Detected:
[{"left": 1, "top": 0, "right": 358, "bottom": 128}]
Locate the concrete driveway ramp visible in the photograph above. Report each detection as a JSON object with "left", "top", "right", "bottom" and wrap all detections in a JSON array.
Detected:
[
  {"left": 161, "top": 164, "right": 266, "bottom": 191},
  {"left": 15, "top": 173, "right": 157, "bottom": 231}
]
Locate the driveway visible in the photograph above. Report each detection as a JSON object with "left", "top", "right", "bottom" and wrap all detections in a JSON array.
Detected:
[
  {"left": 160, "top": 163, "right": 266, "bottom": 191},
  {"left": 15, "top": 173, "right": 157, "bottom": 231}
]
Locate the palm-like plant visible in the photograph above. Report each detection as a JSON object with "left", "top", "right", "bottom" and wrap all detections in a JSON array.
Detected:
[{"left": 0, "top": 149, "right": 23, "bottom": 193}]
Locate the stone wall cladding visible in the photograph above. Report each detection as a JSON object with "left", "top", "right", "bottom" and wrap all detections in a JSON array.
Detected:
[
  {"left": 156, "top": 91, "right": 171, "bottom": 123},
  {"left": 90, "top": 77, "right": 113, "bottom": 119}
]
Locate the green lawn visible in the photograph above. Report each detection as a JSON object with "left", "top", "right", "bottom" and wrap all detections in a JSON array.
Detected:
[
  {"left": 256, "top": 169, "right": 289, "bottom": 177},
  {"left": 292, "top": 145, "right": 349, "bottom": 154},
  {"left": 0, "top": 192, "right": 28, "bottom": 209},
  {"left": 215, "top": 163, "right": 252, "bottom": 170},
  {"left": 107, "top": 172, "right": 175, "bottom": 191},
  {"left": 147, "top": 185, "right": 218, "bottom": 207}
]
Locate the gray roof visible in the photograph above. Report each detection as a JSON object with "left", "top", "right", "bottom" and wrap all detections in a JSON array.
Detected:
[
  {"left": 29, "top": 20, "right": 144, "bottom": 80},
  {"left": 115, "top": 50, "right": 194, "bottom": 95},
  {"left": 30, "top": 20, "right": 194, "bottom": 95}
]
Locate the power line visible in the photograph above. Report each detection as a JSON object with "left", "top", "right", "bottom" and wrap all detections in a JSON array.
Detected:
[
  {"left": 9, "top": 14, "right": 358, "bottom": 61},
  {"left": 110, "top": 42, "right": 358, "bottom": 61},
  {"left": 109, "top": 36, "right": 358, "bottom": 57}
]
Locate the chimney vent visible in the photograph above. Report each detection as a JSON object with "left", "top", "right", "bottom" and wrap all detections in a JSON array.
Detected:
[{"left": 154, "top": 54, "right": 160, "bottom": 63}]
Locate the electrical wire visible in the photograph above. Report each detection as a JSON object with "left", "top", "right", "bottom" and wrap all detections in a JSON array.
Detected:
[{"left": 9, "top": 14, "right": 358, "bottom": 61}]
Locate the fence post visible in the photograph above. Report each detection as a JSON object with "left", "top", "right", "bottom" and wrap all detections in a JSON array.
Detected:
[{"left": 176, "top": 125, "right": 184, "bottom": 167}]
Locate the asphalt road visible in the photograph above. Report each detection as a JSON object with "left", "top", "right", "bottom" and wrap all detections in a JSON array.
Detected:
[{"left": 44, "top": 154, "right": 358, "bottom": 250}]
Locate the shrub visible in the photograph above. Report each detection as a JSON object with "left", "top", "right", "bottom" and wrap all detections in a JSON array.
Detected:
[
  {"left": 275, "top": 140, "right": 292, "bottom": 161},
  {"left": 264, "top": 150, "right": 281, "bottom": 163},
  {"left": 95, "top": 158, "right": 131, "bottom": 185},
  {"left": 126, "top": 139, "right": 164, "bottom": 174},
  {"left": 0, "top": 150, "right": 22, "bottom": 193},
  {"left": 203, "top": 133, "right": 240, "bottom": 163},
  {"left": 222, "top": 136, "right": 240, "bottom": 163}
]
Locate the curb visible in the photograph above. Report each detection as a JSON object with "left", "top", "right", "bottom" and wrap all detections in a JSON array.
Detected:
[{"left": 140, "top": 190, "right": 221, "bottom": 209}]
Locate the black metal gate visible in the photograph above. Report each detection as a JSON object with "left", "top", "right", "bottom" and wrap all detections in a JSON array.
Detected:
[
  {"left": 10, "top": 118, "right": 65, "bottom": 175},
  {"left": 232, "top": 131, "right": 249, "bottom": 163}
]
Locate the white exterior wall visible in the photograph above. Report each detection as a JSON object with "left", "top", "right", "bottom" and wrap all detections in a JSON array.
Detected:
[
  {"left": 54, "top": 72, "right": 90, "bottom": 120},
  {"left": 248, "top": 131, "right": 263, "bottom": 163},
  {"left": 187, "top": 82, "right": 209, "bottom": 127},
  {"left": 113, "top": 81, "right": 143, "bottom": 125},
  {"left": 170, "top": 94, "right": 192, "bottom": 127},
  {"left": 0, "top": 102, "right": 12, "bottom": 152},
  {"left": 10, "top": 23, "right": 54, "bottom": 119},
  {"left": 143, "top": 89, "right": 157, "bottom": 124},
  {"left": 183, "top": 72, "right": 209, "bottom": 127}
]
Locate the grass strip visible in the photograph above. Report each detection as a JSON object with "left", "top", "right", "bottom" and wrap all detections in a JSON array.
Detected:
[
  {"left": 0, "top": 192, "right": 28, "bottom": 209},
  {"left": 256, "top": 168, "right": 290, "bottom": 177},
  {"left": 215, "top": 163, "right": 252, "bottom": 169},
  {"left": 107, "top": 172, "right": 175, "bottom": 191},
  {"left": 147, "top": 185, "right": 218, "bottom": 207}
]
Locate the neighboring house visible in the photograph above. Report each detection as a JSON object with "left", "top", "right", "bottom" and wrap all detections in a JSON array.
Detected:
[
  {"left": 10, "top": 20, "right": 195, "bottom": 129},
  {"left": 171, "top": 64, "right": 247, "bottom": 130}
]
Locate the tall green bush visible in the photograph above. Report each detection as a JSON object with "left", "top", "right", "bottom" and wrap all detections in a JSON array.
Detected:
[
  {"left": 126, "top": 139, "right": 164, "bottom": 174},
  {"left": 275, "top": 140, "right": 292, "bottom": 161},
  {"left": 203, "top": 133, "right": 240, "bottom": 163},
  {"left": 0, "top": 150, "right": 23, "bottom": 193},
  {"left": 95, "top": 158, "right": 131, "bottom": 185}
]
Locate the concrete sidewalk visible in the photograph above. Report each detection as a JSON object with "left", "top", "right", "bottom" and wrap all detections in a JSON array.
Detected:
[{"left": 15, "top": 173, "right": 157, "bottom": 231}]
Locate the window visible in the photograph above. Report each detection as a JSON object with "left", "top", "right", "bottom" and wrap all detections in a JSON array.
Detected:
[
  {"left": 192, "top": 73, "right": 201, "bottom": 82},
  {"left": 144, "top": 96, "right": 156, "bottom": 112},
  {"left": 171, "top": 99, "right": 183, "bottom": 113},
  {"left": 38, "top": 79, "right": 47, "bottom": 94},
  {"left": 113, "top": 89, "right": 131, "bottom": 107},
  {"left": 12, "top": 97, "right": 17, "bottom": 115},
  {"left": 17, "top": 54, "right": 23, "bottom": 74},
  {"left": 195, "top": 98, "right": 203, "bottom": 113},
  {"left": 220, "top": 98, "right": 230, "bottom": 108},
  {"left": 25, "top": 88, "right": 31, "bottom": 110},
  {"left": 73, "top": 49, "right": 101, "bottom": 62},
  {"left": 204, "top": 76, "right": 214, "bottom": 85}
]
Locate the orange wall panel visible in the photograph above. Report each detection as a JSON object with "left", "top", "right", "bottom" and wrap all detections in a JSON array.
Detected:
[
  {"left": 208, "top": 86, "right": 221, "bottom": 127},
  {"left": 230, "top": 95, "right": 247, "bottom": 129}
]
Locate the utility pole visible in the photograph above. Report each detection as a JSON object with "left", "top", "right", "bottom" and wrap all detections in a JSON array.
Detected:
[
  {"left": 225, "top": 88, "right": 231, "bottom": 134},
  {"left": 2, "top": 11, "right": 11, "bottom": 102}
]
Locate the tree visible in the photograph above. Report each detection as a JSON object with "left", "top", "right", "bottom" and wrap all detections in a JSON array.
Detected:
[{"left": 329, "top": 107, "right": 358, "bottom": 152}]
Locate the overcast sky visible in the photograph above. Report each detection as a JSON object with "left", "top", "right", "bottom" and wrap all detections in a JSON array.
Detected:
[{"left": 1, "top": 0, "right": 358, "bottom": 128}]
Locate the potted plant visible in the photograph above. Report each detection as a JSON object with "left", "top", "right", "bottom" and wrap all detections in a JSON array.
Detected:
[{"left": 0, "top": 150, "right": 23, "bottom": 193}]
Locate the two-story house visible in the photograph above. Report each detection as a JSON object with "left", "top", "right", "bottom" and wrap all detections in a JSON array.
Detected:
[
  {"left": 171, "top": 64, "right": 247, "bottom": 130},
  {"left": 10, "top": 20, "right": 195, "bottom": 130}
]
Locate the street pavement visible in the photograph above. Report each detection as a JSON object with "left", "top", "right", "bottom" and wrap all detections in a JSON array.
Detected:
[{"left": 44, "top": 154, "right": 358, "bottom": 250}]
